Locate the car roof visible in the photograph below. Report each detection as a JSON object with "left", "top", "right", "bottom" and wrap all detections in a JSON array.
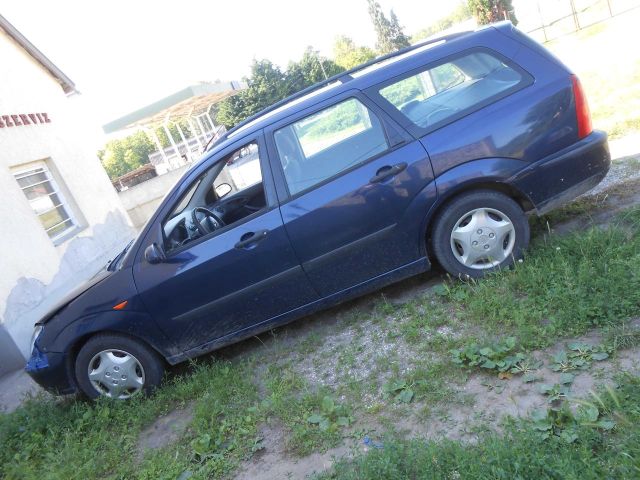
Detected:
[{"left": 203, "top": 23, "right": 511, "bottom": 158}]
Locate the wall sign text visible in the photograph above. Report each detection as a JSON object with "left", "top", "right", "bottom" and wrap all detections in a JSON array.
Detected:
[{"left": 0, "top": 113, "right": 52, "bottom": 128}]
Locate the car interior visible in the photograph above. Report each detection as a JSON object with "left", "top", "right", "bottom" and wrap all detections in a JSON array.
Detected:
[
  {"left": 162, "top": 142, "right": 266, "bottom": 252},
  {"left": 385, "top": 51, "right": 523, "bottom": 129}
]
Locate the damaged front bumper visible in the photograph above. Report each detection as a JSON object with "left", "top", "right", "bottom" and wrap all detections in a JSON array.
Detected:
[{"left": 26, "top": 346, "right": 77, "bottom": 395}]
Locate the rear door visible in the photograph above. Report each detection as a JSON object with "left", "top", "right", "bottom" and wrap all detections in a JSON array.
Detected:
[{"left": 265, "top": 91, "right": 436, "bottom": 297}]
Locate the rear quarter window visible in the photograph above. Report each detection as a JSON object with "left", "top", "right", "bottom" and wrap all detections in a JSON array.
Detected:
[{"left": 374, "top": 49, "right": 532, "bottom": 134}]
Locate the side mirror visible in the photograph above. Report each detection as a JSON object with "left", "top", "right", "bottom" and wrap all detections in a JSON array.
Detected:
[
  {"left": 215, "top": 183, "right": 232, "bottom": 198},
  {"left": 144, "top": 243, "right": 166, "bottom": 264}
]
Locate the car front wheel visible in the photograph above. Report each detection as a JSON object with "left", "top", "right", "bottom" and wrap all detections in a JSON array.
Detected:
[
  {"left": 75, "top": 334, "right": 164, "bottom": 400},
  {"left": 431, "top": 190, "right": 530, "bottom": 279}
]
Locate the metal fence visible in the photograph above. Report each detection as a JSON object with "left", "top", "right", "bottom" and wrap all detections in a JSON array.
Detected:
[{"left": 513, "top": 0, "right": 640, "bottom": 42}]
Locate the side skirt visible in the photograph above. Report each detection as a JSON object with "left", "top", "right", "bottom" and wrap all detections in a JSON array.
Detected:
[{"left": 166, "top": 257, "right": 429, "bottom": 364}]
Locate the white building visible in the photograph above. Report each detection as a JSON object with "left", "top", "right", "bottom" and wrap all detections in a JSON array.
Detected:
[{"left": 0, "top": 14, "right": 133, "bottom": 376}]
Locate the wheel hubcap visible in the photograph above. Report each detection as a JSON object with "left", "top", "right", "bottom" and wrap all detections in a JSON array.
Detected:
[
  {"left": 450, "top": 207, "right": 516, "bottom": 270},
  {"left": 87, "top": 349, "right": 145, "bottom": 399}
]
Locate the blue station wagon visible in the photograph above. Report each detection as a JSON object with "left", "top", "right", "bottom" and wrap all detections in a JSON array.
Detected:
[{"left": 27, "top": 22, "right": 610, "bottom": 399}]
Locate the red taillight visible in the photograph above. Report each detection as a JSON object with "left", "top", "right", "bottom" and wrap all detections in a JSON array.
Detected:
[{"left": 571, "top": 75, "right": 592, "bottom": 139}]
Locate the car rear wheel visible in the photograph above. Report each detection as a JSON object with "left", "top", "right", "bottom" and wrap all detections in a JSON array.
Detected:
[
  {"left": 431, "top": 190, "right": 529, "bottom": 279},
  {"left": 75, "top": 334, "right": 164, "bottom": 400}
]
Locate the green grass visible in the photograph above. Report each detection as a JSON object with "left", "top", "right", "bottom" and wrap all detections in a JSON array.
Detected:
[
  {"left": 0, "top": 360, "right": 263, "bottom": 479},
  {"left": 317, "top": 375, "right": 640, "bottom": 480},
  {"left": 262, "top": 365, "right": 350, "bottom": 457},
  {"left": 330, "top": 203, "right": 640, "bottom": 413},
  {"left": 438, "top": 207, "right": 640, "bottom": 349},
  {"left": 529, "top": 195, "right": 606, "bottom": 233},
  {"left": 2, "top": 205, "right": 640, "bottom": 479},
  {"left": 609, "top": 117, "right": 640, "bottom": 139},
  {"left": 0, "top": 359, "right": 349, "bottom": 478}
]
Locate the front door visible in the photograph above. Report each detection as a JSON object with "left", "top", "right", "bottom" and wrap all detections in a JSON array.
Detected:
[
  {"left": 133, "top": 136, "right": 318, "bottom": 353},
  {"left": 267, "top": 93, "right": 436, "bottom": 297}
]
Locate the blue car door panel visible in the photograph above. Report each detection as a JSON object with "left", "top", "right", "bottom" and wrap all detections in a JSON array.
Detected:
[
  {"left": 266, "top": 92, "right": 436, "bottom": 297},
  {"left": 133, "top": 134, "right": 317, "bottom": 353},
  {"left": 135, "top": 209, "right": 316, "bottom": 352}
]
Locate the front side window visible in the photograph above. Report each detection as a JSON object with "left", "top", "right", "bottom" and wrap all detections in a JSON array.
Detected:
[
  {"left": 274, "top": 98, "right": 389, "bottom": 196},
  {"left": 163, "top": 141, "right": 266, "bottom": 253},
  {"left": 13, "top": 164, "right": 77, "bottom": 241},
  {"left": 214, "top": 142, "right": 262, "bottom": 196},
  {"left": 379, "top": 50, "right": 527, "bottom": 130}
]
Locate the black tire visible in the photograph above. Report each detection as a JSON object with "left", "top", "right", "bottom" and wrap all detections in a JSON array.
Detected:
[
  {"left": 75, "top": 334, "right": 164, "bottom": 400},
  {"left": 431, "top": 190, "right": 529, "bottom": 279}
]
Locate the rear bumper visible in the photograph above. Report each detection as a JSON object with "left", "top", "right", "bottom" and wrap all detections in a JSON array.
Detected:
[
  {"left": 25, "top": 347, "right": 77, "bottom": 395},
  {"left": 510, "top": 130, "right": 610, "bottom": 215}
]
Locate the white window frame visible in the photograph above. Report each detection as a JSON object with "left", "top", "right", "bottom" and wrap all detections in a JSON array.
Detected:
[{"left": 13, "top": 163, "right": 79, "bottom": 244}]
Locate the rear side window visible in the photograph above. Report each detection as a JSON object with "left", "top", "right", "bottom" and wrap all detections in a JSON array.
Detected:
[
  {"left": 274, "top": 98, "right": 389, "bottom": 195},
  {"left": 378, "top": 50, "right": 529, "bottom": 131}
]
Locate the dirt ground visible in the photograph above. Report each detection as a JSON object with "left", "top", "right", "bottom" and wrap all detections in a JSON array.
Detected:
[
  {"left": 132, "top": 318, "right": 640, "bottom": 480},
  {"left": 230, "top": 328, "right": 640, "bottom": 480},
  {"left": 156, "top": 301, "right": 638, "bottom": 480}
]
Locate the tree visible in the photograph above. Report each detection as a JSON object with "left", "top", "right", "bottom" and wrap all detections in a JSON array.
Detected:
[
  {"left": 333, "top": 36, "right": 377, "bottom": 70},
  {"left": 99, "top": 130, "right": 155, "bottom": 180},
  {"left": 286, "top": 47, "right": 343, "bottom": 93},
  {"left": 216, "top": 93, "right": 250, "bottom": 131},
  {"left": 388, "top": 10, "right": 411, "bottom": 48},
  {"left": 366, "top": 0, "right": 411, "bottom": 54},
  {"left": 413, "top": 2, "right": 472, "bottom": 41},
  {"left": 216, "top": 52, "right": 344, "bottom": 128},
  {"left": 468, "top": 0, "right": 517, "bottom": 26},
  {"left": 216, "top": 59, "right": 289, "bottom": 128},
  {"left": 153, "top": 119, "right": 193, "bottom": 149}
]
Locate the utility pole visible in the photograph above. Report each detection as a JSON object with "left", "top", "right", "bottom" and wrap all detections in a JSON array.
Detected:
[
  {"left": 569, "top": 0, "right": 581, "bottom": 31},
  {"left": 316, "top": 53, "right": 328, "bottom": 80},
  {"left": 537, "top": 1, "right": 548, "bottom": 42}
]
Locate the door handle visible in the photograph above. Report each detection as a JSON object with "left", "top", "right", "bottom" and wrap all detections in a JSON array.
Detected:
[
  {"left": 234, "top": 229, "right": 269, "bottom": 249},
  {"left": 369, "top": 162, "right": 407, "bottom": 183}
]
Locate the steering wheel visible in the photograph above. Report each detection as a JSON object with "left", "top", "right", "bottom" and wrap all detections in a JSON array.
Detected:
[{"left": 191, "top": 207, "right": 225, "bottom": 236}]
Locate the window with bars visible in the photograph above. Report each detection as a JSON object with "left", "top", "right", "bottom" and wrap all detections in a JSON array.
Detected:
[{"left": 14, "top": 164, "right": 77, "bottom": 241}]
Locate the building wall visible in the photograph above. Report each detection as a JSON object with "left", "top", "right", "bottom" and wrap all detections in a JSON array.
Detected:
[
  {"left": 0, "top": 29, "right": 134, "bottom": 375},
  {"left": 118, "top": 165, "right": 188, "bottom": 229}
]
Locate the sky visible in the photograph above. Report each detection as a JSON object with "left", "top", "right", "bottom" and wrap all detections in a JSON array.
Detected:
[{"left": 2, "top": 0, "right": 460, "bottom": 134}]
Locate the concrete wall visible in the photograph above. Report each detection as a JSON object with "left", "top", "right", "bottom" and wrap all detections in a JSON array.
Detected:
[
  {"left": 0, "top": 28, "right": 134, "bottom": 375},
  {"left": 118, "top": 165, "right": 189, "bottom": 229}
]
